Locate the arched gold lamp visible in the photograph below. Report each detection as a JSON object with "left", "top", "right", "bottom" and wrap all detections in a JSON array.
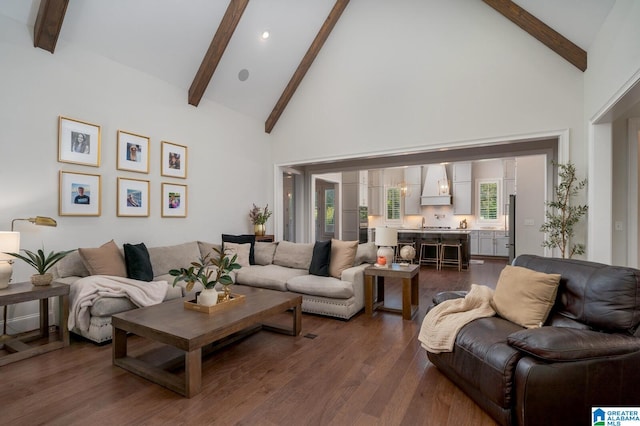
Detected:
[{"left": 11, "top": 216, "right": 57, "bottom": 231}]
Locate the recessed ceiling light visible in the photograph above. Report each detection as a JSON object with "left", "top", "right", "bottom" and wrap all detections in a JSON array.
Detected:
[
  {"left": 238, "top": 69, "right": 249, "bottom": 82},
  {"left": 261, "top": 30, "right": 270, "bottom": 40}
]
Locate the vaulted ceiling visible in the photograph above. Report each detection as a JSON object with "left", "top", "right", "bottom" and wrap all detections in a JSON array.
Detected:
[{"left": 1, "top": 0, "right": 615, "bottom": 133}]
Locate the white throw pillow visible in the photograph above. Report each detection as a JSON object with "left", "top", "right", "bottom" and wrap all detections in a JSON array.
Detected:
[{"left": 223, "top": 242, "right": 251, "bottom": 267}]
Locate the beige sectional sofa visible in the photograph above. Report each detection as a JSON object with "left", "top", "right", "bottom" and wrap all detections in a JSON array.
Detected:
[
  {"left": 52, "top": 239, "right": 376, "bottom": 344},
  {"left": 234, "top": 240, "right": 375, "bottom": 320}
]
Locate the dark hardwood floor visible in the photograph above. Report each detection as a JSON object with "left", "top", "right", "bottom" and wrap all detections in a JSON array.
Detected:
[{"left": 1, "top": 259, "right": 507, "bottom": 425}]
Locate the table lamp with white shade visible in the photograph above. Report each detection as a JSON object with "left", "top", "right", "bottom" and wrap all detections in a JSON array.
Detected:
[
  {"left": 0, "top": 232, "right": 20, "bottom": 289},
  {"left": 375, "top": 227, "right": 397, "bottom": 267}
]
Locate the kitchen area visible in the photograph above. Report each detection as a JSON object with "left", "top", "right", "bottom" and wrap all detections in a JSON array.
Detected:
[{"left": 340, "top": 156, "right": 538, "bottom": 268}]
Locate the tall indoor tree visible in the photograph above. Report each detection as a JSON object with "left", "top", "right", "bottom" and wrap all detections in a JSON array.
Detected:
[{"left": 540, "top": 162, "right": 588, "bottom": 258}]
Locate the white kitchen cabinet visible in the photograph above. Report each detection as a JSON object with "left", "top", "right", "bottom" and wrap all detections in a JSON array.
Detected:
[
  {"left": 503, "top": 159, "right": 516, "bottom": 180},
  {"left": 453, "top": 181, "right": 472, "bottom": 215},
  {"left": 368, "top": 170, "right": 383, "bottom": 216},
  {"left": 452, "top": 162, "right": 472, "bottom": 215},
  {"left": 403, "top": 166, "right": 422, "bottom": 215},
  {"left": 469, "top": 230, "right": 479, "bottom": 255},
  {"left": 478, "top": 231, "right": 495, "bottom": 256},
  {"left": 502, "top": 159, "right": 516, "bottom": 205},
  {"left": 495, "top": 232, "right": 509, "bottom": 257},
  {"left": 503, "top": 178, "right": 516, "bottom": 201},
  {"left": 342, "top": 180, "right": 358, "bottom": 210},
  {"left": 359, "top": 170, "right": 368, "bottom": 206},
  {"left": 453, "top": 162, "right": 472, "bottom": 182}
]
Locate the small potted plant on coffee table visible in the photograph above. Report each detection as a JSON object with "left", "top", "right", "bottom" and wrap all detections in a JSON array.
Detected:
[
  {"left": 5, "top": 247, "right": 75, "bottom": 286},
  {"left": 169, "top": 247, "right": 241, "bottom": 306}
]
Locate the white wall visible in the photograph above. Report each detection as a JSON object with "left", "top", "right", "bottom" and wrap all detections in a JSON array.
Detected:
[
  {"left": 0, "top": 15, "right": 272, "bottom": 332},
  {"left": 584, "top": 1, "right": 640, "bottom": 120},
  {"left": 584, "top": 0, "right": 640, "bottom": 263},
  {"left": 271, "top": 0, "right": 585, "bottom": 169},
  {"left": 515, "top": 155, "right": 546, "bottom": 257}
]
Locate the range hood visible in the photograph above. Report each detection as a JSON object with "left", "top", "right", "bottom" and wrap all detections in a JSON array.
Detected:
[{"left": 421, "top": 164, "right": 452, "bottom": 205}]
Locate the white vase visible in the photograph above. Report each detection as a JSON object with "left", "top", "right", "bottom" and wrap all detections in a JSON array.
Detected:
[{"left": 198, "top": 288, "right": 219, "bottom": 306}]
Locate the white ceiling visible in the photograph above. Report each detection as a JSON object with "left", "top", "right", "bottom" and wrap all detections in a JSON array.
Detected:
[{"left": 0, "top": 0, "right": 616, "bottom": 123}]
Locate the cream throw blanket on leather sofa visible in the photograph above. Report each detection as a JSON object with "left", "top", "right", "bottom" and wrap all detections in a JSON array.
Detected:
[
  {"left": 418, "top": 284, "right": 495, "bottom": 353},
  {"left": 68, "top": 275, "right": 168, "bottom": 332}
]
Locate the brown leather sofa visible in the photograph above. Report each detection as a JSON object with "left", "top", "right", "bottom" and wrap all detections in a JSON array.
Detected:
[{"left": 426, "top": 254, "right": 640, "bottom": 426}]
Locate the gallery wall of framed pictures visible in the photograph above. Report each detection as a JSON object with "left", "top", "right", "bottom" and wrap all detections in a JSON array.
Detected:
[{"left": 57, "top": 115, "right": 188, "bottom": 218}]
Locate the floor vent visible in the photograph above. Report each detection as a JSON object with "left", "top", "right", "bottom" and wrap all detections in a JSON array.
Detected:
[{"left": 304, "top": 333, "right": 318, "bottom": 339}]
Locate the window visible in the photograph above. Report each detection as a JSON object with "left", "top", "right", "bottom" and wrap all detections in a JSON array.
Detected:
[
  {"left": 386, "top": 186, "right": 402, "bottom": 223},
  {"left": 477, "top": 179, "right": 500, "bottom": 222},
  {"left": 324, "top": 188, "right": 335, "bottom": 233}
]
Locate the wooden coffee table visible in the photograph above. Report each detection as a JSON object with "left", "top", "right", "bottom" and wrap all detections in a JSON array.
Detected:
[{"left": 112, "top": 285, "right": 302, "bottom": 397}]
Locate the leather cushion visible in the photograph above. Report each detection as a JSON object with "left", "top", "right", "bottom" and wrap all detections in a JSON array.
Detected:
[
  {"left": 309, "top": 240, "right": 331, "bottom": 276},
  {"left": 508, "top": 327, "right": 640, "bottom": 361},
  {"left": 513, "top": 255, "right": 640, "bottom": 333},
  {"left": 431, "top": 317, "right": 524, "bottom": 408}
]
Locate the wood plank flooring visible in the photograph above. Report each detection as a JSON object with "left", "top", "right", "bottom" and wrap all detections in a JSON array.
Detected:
[{"left": 1, "top": 259, "right": 507, "bottom": 425}]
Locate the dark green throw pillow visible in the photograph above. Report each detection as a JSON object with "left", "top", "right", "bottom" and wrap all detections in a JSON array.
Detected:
[
  {"left": 123, "top": 242, "right": 154, "bottom": 282},
  {"left": 309, "top": 240, "right": 332, "bottom": 277}
]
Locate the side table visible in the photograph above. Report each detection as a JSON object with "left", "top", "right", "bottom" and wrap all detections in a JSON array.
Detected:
[
  {"left": 0, "top": 281, "right": 70, "bottom": 367},
  {"left": 364, "top": 264, "right": 420, "bottom": 320}
]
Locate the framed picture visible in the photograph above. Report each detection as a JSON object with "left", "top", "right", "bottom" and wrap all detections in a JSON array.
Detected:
[
  {"left": 59, "top": 171, "right": 101, "bottom": 216},
  {"left": 161, "top": 141, "right": 187, "bottom": 179},
  {"left": 117, "top": 130, "right": 150, "bottom": 173},
  {"left": 58, "top": 116, "right": 101, "bottom": 167},
  {"left": 117, "top": 177, "right": 150, "bottom": 217},
  {"left": 161, "top": 182, "right": 187, "bottom": 218}
]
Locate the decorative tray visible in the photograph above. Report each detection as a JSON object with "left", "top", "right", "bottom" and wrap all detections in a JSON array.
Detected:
[{"left": 183, "top": 293, "right": 246, "bottom": 314}]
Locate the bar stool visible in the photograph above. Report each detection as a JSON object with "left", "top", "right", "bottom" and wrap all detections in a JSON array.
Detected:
[
  {"left": 440, "top": 241, "right": 462, "bottom": 271},
  {"left": 395, "top": 241, "right": 417, "bottom": 263},
  {"left": 419, "top": 241, "right": 441, "bottom": 269}
]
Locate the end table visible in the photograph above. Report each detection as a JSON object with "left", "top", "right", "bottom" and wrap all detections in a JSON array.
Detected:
[
  {"left": 364, "top": 264, "right": 420, "bottom": 320},
  {"left": 0, "top": 281, "right": 70, "bottom": 366}
]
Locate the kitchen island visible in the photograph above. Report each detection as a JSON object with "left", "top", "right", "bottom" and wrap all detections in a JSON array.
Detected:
[{"left": 373, "top": 228, "right": 472, "bottom": 270}]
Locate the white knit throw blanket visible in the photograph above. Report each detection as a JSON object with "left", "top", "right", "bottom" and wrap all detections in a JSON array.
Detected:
[
  {"left": 68, "top": 275, "right": 168, "bottom": 332},
  {"left": 418, "top": 284, "right": 496, "bottom": 353}
]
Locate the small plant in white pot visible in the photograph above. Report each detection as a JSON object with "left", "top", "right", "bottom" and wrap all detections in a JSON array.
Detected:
[
  {"left": 169, "top": 248, "right": 241, "bottom": 306},
  {"left": 5, "top": 248, "right": 75, "bottom": 286}
]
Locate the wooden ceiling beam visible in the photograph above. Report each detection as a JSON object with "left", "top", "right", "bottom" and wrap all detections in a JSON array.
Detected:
[
  {"left": 265, "top": 0, "right": 350, "bottom": 134},
  {"left": 34, "top": 0, "right": 69, "bottom": 53},
  {"left": 482, "top": 0, "right": 587, "bottom": 72},
  {"left": 188, "top": 0, "right": 250, "bottom": 107}
]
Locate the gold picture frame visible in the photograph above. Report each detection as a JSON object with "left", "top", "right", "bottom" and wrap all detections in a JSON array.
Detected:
[
  {"left": 58, "top": 116, "right": 101, "bottom": 167},
  {"left": 161, "top": 141, "right": 187, "bottom": 179},
  {"left": 117, "top": 130, "right": 150, "bottom": 174},
  {"left": 117, "top": 177, "right": 150, "bottom": 217},
  {"left": 161, "top": 182, "right": 187, "bottom": 217},
  {"left": 59, "top": 171, "right": 101, "bottom": 216}
]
